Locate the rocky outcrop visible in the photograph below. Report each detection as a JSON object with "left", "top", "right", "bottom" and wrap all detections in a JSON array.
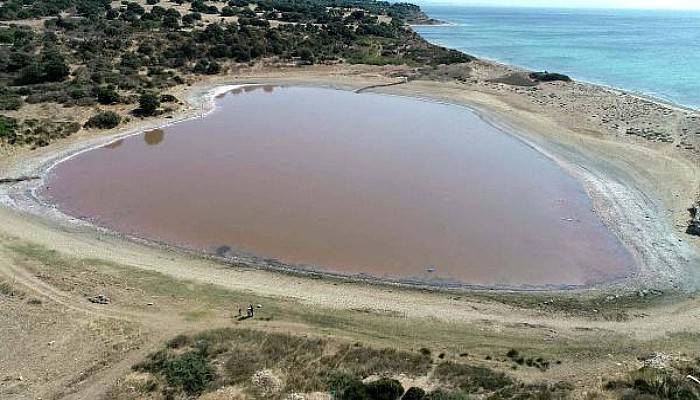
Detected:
[{"left": 688, "top": 202, "right": 700, "bottom": 236}]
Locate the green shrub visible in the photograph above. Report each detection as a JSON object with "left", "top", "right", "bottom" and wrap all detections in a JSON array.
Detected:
[
  {"left": 96, "top": 86, "right": 120, "bottom": 105},
  {"left": 221, "top": 5, "right": 236, "bottom": 16},
  {"left": 138, "top": 92, "right": 160, "bottom": 115},
  {"left": 163, "top": 352, "right": 214, "bottom": 395},
  {"left": 403, "top": 387, "right": 426, "bottom": 400},
  {"left": 332, "top": 376, "right": 370, "bottom": 400},
  {"left": 84, "top": 111, "right": 121, "bottom": 129},
  {"left": 0, "top": 90, "right": 22, "bottom": 110},
  {"left": 434, "top": 362, "right": 514, "bottom": 394},
  {"left": 366, "top": 378, "right": 404, "bottom": 400}
]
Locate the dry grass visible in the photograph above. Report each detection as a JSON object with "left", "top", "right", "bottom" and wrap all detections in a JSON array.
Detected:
[
  {"left": 125, "top": 327, "right": 575, "bottom": 400},
  {"left": 0, "top": 278, "right": 24, "bottom": 298}
]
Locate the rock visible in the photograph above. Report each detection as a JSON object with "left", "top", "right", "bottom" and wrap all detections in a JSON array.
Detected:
[
  {"left": 251, "top": 369, "right": 283, "bottom": 396},
  {"left": 88, "top": 294, "right": 110, "bottom": 304},
  {"left": 640, "top": 352, "right": 672, "bottom": 369}
]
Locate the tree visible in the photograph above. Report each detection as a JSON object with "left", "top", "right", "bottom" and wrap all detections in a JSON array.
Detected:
[
  {"left": 138, "top": 92, "right": 160, "bottom": 115},
  {"left": 15, "top": 63, "right": 43, "bottom": 85},
  {"left": 220, "top": 6, "right": 236, "bottom": 16},
  {"left": 96, "top": 86, "right": 120, "bottom": 105},
  {"left": 126, "top": 2, "right": 145, "bottom": 15},
  {"left": 297, "top": 47, "right": 314, "bottom": 64},
  {"left": 41, "top": 48, "right": 70, "bottom": 82}
]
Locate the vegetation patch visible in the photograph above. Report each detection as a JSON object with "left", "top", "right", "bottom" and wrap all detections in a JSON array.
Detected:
[
  {"left": 0, "top": 279, "right": 24, "bottom": 298},
  {"left": 529, "top": 71, "right": 572, "bottom": 83},
  {"left": 0, "top": 117, "right": 80, "bottom": 148},
  {"left": 505, "top": 349, "right": 553, "bottom": 371},
  {"left": 135, "top": 350, "right": 214, "bottom": 396},
  {"left": 434, "top": 361, "right": 514, "bottom": 393},
  {"left": 129, "top": 328, "right": 431, "bottom": 398},
  {"left": 604, "top": 361, "right": 700, "bottom": 400},
  {"left": 84, "top": 111, "right": 121, "bottom": 129},
  {"left": 119, "top": 327, "right": 576, "bottom": 399},
  {"left": 0, "top": 0, "right": 473, "bottom": 130},
  {"left": 489, "top": 72, "right": 538, "bottom": 87}
]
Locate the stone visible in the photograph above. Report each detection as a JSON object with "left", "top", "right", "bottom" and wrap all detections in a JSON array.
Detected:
[{"left": 88, "top": 294, "right": 110, "bottom": 304}]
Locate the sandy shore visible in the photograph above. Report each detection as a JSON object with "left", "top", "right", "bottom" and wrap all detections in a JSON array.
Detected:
[{"left": 1, "top": 63, "right": 698, "bottom": 295}]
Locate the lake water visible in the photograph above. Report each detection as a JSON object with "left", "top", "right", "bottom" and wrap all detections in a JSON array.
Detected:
[
  {"left": 414, "top": 6, "right": 700, "bottom": 109},
  {"left": 41, "top": 86, "right": 634, "bottom": 287}
]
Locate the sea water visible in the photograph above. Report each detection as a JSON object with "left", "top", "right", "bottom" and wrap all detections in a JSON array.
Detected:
[{"left": 414, "top": 6, "right": 700, "bottom": 109}]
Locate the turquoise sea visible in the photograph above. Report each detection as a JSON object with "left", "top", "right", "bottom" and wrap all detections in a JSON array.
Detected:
[{"left": 413, "top": 6, "right": 700, "bottom": 109}]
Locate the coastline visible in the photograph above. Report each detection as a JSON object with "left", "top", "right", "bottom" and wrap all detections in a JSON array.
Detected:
[
  {"left": 412, "top": 11, "right": 700, "bottom": 112},
  {"left": 1, "top": 69, "right": 698, "bottom": 295}
]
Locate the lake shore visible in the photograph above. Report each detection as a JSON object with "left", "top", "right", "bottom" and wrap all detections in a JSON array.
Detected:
[
  {"left": 3, "top": 63, "right": 700, "bottom": 400},
  {"left": 1, "top": 63, "right": 698, "bottom": 295}
]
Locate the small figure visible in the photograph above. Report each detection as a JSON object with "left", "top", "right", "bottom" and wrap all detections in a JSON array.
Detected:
[
  {"left": 247, "top": 303, "right": 255, "bottom": 318},
  {"left": 237, "top": 306, "right": 242, "bottom": 317}
]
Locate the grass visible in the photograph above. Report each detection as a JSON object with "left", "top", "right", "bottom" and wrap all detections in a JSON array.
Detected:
[
  {"left": 127, "top": 327, "right": 574, "bottom": 399},
  {"left": 133, "top": 327, "right": 432, "bottom": 397},
  {"left": 0, "top": 279, "right": 24, "bottom": 298},
  {"left": 434, "top": 361, "right": 514, "bottom": 393},
  {"left": 604, "top": 363, "right": 700, "bottom": 400}
]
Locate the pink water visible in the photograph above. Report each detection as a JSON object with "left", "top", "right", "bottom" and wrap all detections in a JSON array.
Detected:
[{"left": 41, "top": 86, "right": 635, "bottom": 287}]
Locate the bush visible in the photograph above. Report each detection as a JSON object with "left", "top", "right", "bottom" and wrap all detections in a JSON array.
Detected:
[
  {"left": 0, "top": 90, "right": 23, "bottom": 110},
  {"left": 221, "top": 6, "right": 236, "bottom": 16},
  {"left": 529, "top": 71, "right": 572, "bottom": 82},
  {"left": 84, "top": 111, "right": 121, "bottom": 129},
  {"left": 433, "top": 362, "right": 513, "bottom": 394},
  {"left": 96, "top": 86, "right": 120, "bottom": 105},
  {"left": 366, "top": 378, "right": 404, "bottom": 400},
  {"left": 403, "top": 387, "right": 426, "bottom": 400},
  {"left": 620, "top": 367, "right": 700, "bottom": 400},
  {"left": 40, "top": 49, "right": 70, "bottom": 82},
  {"left": 0, "top": 116, "right": 18, "bottom": 142},
  {"left": 138, "top": 92, "right": 160, "bottom": 115},
  {"left": 334, "top": 377, "right": 370, "bottom": 400},
  {"left": 297, "top": 47, "right": 315, "bottom": 64},
  {"left": 163, "top": 352, "right": 214, "bottom": 395}
]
